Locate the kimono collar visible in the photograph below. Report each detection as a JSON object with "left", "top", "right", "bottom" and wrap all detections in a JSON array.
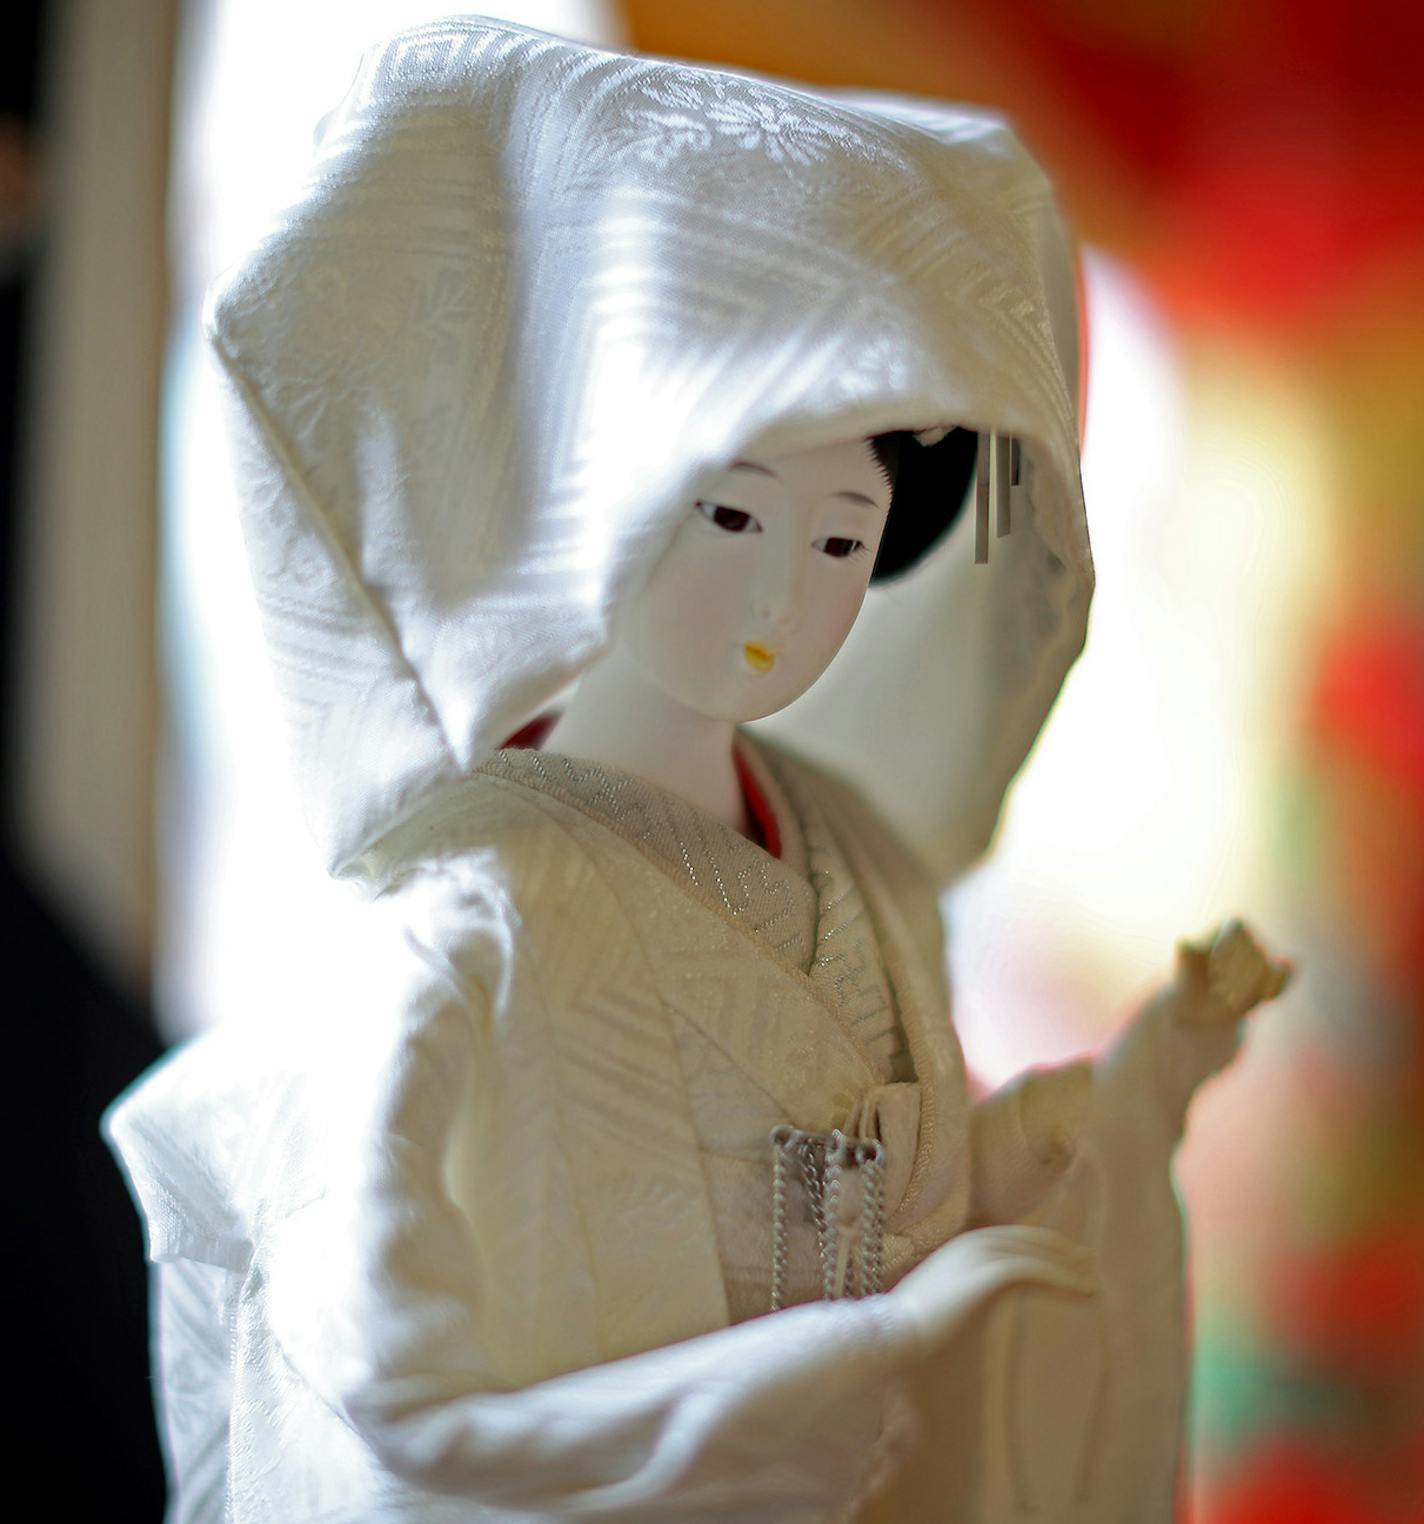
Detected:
[{"left": 502, "top": 712, "right": 782, "bottom": 861}]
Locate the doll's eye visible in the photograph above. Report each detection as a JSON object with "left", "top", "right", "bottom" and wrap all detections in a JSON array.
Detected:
[
  {"left": 815, "top": 536, "right": 867, "bottom": 559},
  {"left": 695, "top": 502, "right": 762, "bottom": 534}
]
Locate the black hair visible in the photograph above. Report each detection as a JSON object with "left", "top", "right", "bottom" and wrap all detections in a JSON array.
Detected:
[{"left": 868, "top": 427, "right": 978, "bottom": 583}]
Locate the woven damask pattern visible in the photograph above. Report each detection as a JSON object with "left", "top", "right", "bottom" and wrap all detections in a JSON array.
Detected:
[{"left": 480, "top": 738, "right": 911, "bottom": 1084}]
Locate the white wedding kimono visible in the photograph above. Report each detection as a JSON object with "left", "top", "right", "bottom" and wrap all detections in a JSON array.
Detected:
[{"left": 105, "top": 17, "right": 1237, "bottom": 1521}]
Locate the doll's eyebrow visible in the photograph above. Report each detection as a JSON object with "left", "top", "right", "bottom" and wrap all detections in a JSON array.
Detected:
[{"left": 731, "top": 462, "right": 879, "bottom": 511}]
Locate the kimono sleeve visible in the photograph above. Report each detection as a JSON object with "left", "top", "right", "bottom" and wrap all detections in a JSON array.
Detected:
[
  {"left": 968, "top": 1059, "right": 1093, "bottom": 1225},
  {"left": 257, "top": 865, "right": 922, "bottom": 1519},
  {"left": 967, "top": 977, "right": 1244, "bottom": 1229},
  {"left": 951, "top": 998, "right": 1245, "bottom": 1519}
]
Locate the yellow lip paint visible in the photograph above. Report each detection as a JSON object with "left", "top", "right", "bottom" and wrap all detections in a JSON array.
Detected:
[{"left": 743, "top": 642, "right": 776, "bottom": 673}]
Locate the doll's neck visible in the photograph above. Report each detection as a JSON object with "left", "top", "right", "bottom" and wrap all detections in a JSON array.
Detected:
[{"left": 542, "top": 650, "right": 749, "bottom": 837}]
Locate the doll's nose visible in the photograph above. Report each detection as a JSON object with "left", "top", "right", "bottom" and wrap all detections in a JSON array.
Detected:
[{"left": 750, "top": 542, "right": 807, "bottom": 635}]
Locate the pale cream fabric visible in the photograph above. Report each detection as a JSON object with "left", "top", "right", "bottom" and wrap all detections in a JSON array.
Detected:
[
  {"left": 107, "top": 731, "right": 1228, "bottom": 1521},
  {"left": 110, "top": 735, "right": 1111, "bottom": 1521},
  {"left": 479, "top": 736, "right": 912, "bottom": 1084},
  {"left": 482, "top": 734, "right": 916, "bottom": 1323}
]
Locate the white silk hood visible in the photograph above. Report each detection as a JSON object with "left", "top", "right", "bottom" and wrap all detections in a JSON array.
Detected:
[{"left": 205, "top": 15, "right": 1092, "bottom": 887}]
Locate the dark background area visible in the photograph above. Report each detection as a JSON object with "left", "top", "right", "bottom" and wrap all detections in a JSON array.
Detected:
[{"left": 4, "top": 3, "right": 167, "bottom": 1514}]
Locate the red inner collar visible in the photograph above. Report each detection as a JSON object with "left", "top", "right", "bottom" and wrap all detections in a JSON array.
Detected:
[
  {"left": 502, "top": 714, "right": 557, "bottom": 750},
  {"left": 733, "top": 747, "right": 781, "bottom": 859},
  {"left": 500, "top": 716, "right": 781, "bottom": 859}
]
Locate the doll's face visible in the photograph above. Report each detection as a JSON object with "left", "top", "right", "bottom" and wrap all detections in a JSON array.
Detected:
[{"left": 615, "top": 438, "right": 892, "bottom": 721}]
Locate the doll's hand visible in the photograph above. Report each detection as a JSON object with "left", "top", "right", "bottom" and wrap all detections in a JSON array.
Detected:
[
  {"left": 891, "top": 1225, "right": 1098, "bottom": 1357},
  {"left": 1172, "top": 918, "right": 1293, "bottom": 1029},
  {"left": 1114, "top": 918, "right": 1293, "bottom": 1136}
]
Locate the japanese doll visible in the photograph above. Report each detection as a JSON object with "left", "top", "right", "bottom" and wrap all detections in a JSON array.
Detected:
[{"left": 105, "top": 16, "right": 1290, "bottom": 1522}]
